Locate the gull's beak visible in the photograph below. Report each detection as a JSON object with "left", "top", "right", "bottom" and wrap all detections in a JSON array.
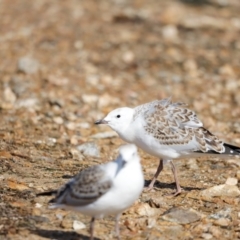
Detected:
[{"left": 95, "top": 119, "right": 109, "bottom": 125}]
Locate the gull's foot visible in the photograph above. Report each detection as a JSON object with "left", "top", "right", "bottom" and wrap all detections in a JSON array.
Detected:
[
  {"left": 143, "top": 185, "right": 155, "bottom": 192},
  {"left": 165, "top": 188, "right": 182, "bottom": 197}
]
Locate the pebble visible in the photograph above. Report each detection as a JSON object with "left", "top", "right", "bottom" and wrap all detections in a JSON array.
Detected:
[
  {"left": 69, "top": 148, "right": 85, "bottom": 160},
  {"left": 219, "top": 64, "right": 235, "bottom": 77},
  {"left": 214, "top": 218, "right": 230, "bottom": 227},
  {"left": 161, "top": 25, "right": 178, "bottom": 40},
  {"left": 97, "top": 93, "right": 120, "bottom": 109},
  {"left": 78, "top": 122, "right": 90, "bottom": 129},
  {"left": 209, "top": 226, "right": 222, "bottom": 238},
  {"left": 200, "top": 184, "right": 240, "bottom": 198},
  {"left": 202, "top": 233, "right": 213, "bottom": 239},
  {"left": 225, "top": 177, "right": 238, "bottom": 186},
  {"left": 16, "top": 98, "right": 39, "bottom": 109},
  {"left": 81, "top": 94, "right": 98, "bottom": 105},
  {"left": 46, "top": 137, "right": 57, "bottom": 147},
  {"left": 186, "top": 159, "right": 199, "bottom": 170},
  {"left": 77, "top": 142, "right": 100, "bottom": 157},
  {"left": 73, "top": 220, "right": 86, "bottom": 231},
  {"left": 162, "top": 207, "right": 201, "bottom": 224},
  {"left": 3, "top": 87, "right": 16, "bottom": 103},
  {"left": 134, "top": 203, "right": 160, "bottom": 217},
  {"left": 180, "top": 16, "right": 228, "bottom": 30},
  {"left": 18, "top": 56, "right": 40, "bottom": 74},
  {"left": 90, "top": 131, "right": 118, "bottom": 139},
  {"left": 53, "top": 116, "right": 64, "bottom": 125},
  {"left": 35, "top": 203, "right": 42, "bottom": 208},
  {"left": 122, "top": 51, "right": 135, "bottom": 64},
  {"left": 210, "top": 208, "right": 231, "bottom": 220},
  {"left": 158, "top": 225, "right": 184, "bottom": 239},
  {"left": 61, "top": 218, "right": 73, "bottom": 229},
  {"left": 61, "top": 213, "right": 81, "bottom": 229},
  {"left": 47, "top": 75, "right": 69, "bottom": 86}
]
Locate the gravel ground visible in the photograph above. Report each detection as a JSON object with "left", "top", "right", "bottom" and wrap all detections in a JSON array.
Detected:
[{"left": 0, "top": 0, "right": 240, "bottom": 239}]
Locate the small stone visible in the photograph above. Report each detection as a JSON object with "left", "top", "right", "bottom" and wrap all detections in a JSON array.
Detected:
[
  {"left": 210, "top": 207, "right": 231, "bottom": 219},
  {"left": 201, "top": 184, "right": 240, "bottom": 198},
  {"left": 186, "top": 159, "right": 199, "bottom": 170},
  {"left": 227, "top": 159, "right": 240, "bottom": 167},
  {"left": 202, "top": 233, "right": 213, "bottom": 239},
  {"left": 209, "top": 226, "right": 222, "bottom": 238},
  {"left": 219, "top": 64, "right": 235, "bottom": 77},
  {"left": 65, "top": 122, "right": 76, "bottom": 130},
  {"left": 147, "top": 217, "right": 156, "bottom": 228},
  {"left": 46, "top": 137, "right": 57, "bottom": 146},
  {"left": 70, "top": 136, "right": 79, "bottom": 145},
  {"left": 161, "top": 25, "right": 178, "bottom": 40},
  {"left": 78, "top": 122, "right": 90, "bottom": 129},
  {"left": 35, "top": 203, "right": 42, "bottom": 208},
  {"left": 90, "top": 131, "right": 118, "bottom": 139},
  {"left": 53, "top": 116, "right": 64, "bottom": 125},
  {"left": 3, "top": 87, "right": 16, "bottom": 103},
  {"left": 134, "top": 203, "right": 160, "bottom": 217},
  {"left": 77, "top": 142, "right": 100, "bottom": 157},
  {"left": 183, "top": 59, "right": 198, "bottom": 72},
  {"left": 97, "top": 93, "right": 120, "bottom": 109},
  {"left": 61, "top": 218, "right": 73, "bottom": 229},
  {"left": 61, "top": 213, "right": 80, "bottom": 229},
  {"left": 214, "top": 218, "right": 230, "bottom": 227},
  {"left": 18, "top": 56, "right": 39, "bottom": 74},
  {"left": 82, "top": 94, "right": 98, "bottom": 105},
  {"left": 162, "top": 207, "right": 201, "bottom": 224},
  {"left": 16, "top": 98, "right": 39, "bottom": 108},
  {"left": 158, "top": 225, "right": 184, "bottom": 239},
  {"left": 73, "top": 220, "right": 86, "bottom": 231},
  {"left": 225, "top": 177, "right": 238, "bottom": 186},
  {"left": 47, "top": 75, "right": 69, "bottom": 86},
  {"left": 122, "top": 51, "right": 135, "bottom": 63},
  {"left": 70, "top": 148, "right": 85, "bottom": 160}
]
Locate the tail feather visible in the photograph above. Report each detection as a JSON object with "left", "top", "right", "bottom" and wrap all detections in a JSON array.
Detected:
[{"left": 223, "top": 143, "right": 240, "bottom": 156}]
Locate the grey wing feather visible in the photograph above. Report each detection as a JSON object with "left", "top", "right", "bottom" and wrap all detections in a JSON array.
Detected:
[{"left": 50, "top": 165, "right": 112, "bottom": 206}]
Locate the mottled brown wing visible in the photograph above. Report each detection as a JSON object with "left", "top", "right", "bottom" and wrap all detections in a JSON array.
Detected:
[
  {"left": 51, "top": 165, "right": 113, "bottom": 206},
  {"left": 137, "top": 99, "right": 203, "bottom": 146},
  {"left": 135, "top": 99, "right": 225, "bottom": 153}
]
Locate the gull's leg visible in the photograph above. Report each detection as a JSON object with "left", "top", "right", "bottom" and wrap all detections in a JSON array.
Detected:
[
  {"left": 145, "top": 159, "right": 163, "bottom": 191},
  {"left": 90, "top": 217, "right": 95, "bottom": 240},
  {"left": 115, "top": 213, "right": 121, "bottom": 240},
  {"left": 169, "top": 160, "right": 182, "bottom": 196}
]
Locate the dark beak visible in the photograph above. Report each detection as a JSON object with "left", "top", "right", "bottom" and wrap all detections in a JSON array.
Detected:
[{"left": 95, "top": 119, "right": 109, "bottom": 125}]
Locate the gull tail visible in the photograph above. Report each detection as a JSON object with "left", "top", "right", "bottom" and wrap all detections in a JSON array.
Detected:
[{"left": 222, "top": 143, "right": 240, "bottom": 156}]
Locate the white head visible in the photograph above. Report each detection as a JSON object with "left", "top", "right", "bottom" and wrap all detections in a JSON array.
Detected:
[
  {"left": 118, "top": 144, "right": 139, "bottom": 163},
  {"left": 95, "top": 107, "right": 134, "bottom": 134}
]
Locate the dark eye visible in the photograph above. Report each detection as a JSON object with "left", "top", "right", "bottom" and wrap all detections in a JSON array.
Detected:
[{"left": 117, "top": 115, "right": 121, "bottom": 118}]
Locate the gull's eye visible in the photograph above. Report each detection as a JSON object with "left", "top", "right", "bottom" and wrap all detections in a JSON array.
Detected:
[{"left": 116, "top": 115, "right": 121, "bottom": 118}]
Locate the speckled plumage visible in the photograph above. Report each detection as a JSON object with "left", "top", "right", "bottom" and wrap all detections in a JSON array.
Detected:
[
  {"left": 133, "top": 98, "right": 225, "bottom": 154},
  {"left": 37, "top": 144, "right": 144, "bottom": 240},
  {"left": 96, "top": 98, "right": 240, "bottom": 195},
  {"left": 50, "top": 165, "right": 112, "bottom": 206}
]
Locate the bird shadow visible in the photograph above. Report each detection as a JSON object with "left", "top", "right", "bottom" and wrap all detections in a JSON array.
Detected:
[
  {"left": 178, "top": 0, "right": 211, "bottom": 6},
  {"left": 144, "top": 180, "right": 205, "bottom": 192},
  {"left": 31, "top": 228, "right": 101, "bottom": 240}
]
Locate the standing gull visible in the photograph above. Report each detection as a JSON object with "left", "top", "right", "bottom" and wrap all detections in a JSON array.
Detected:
[
  {"left": 95, "top": 98, "right": 240, "bottom": 196},
  {"left": 37, "top": 144, "right": 144, "bottom": 240}
]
